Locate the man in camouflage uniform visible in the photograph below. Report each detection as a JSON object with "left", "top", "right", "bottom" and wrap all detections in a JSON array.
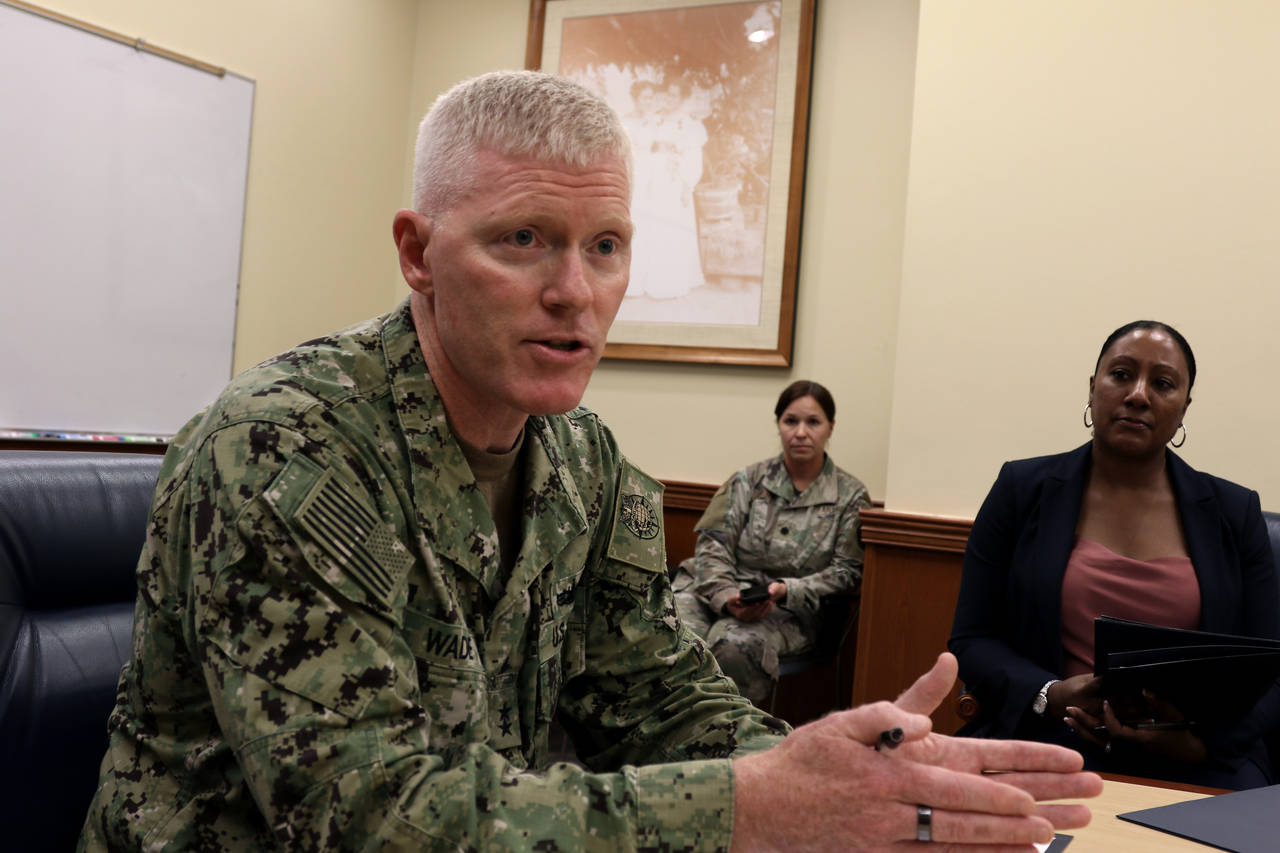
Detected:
[
  {"left": 82, "top": 71, "right": 1100, "bottom": 851},
  {"left": 674, "top": 454, "right": 870, "bottom": 704}
]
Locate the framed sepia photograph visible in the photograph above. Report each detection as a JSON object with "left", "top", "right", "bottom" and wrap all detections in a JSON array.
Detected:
[{"left": 527, "top": 0, "right": 816, "bottom": 366}]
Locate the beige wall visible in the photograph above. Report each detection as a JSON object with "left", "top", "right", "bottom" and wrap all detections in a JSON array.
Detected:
[
  {"left": 585, "top": 0, "right": 916, "bottom": 496},
  {"left": 398, "top": 0, "right": 917, "bottom": 496},
  {"left": 38, "top": 0, "right": 418, "bottom": 374},
  {"left": 40, "top": 0, "right": 914, "bottom": 497},
  {"left": 886, "top": 0, "right": 1280, "bottom": 516},
  {"left": 402, "top": 0, "right": 531, "bottom": 207},
  {"left": 45, "top": 1, "right": 1277, "bottom": 518}
]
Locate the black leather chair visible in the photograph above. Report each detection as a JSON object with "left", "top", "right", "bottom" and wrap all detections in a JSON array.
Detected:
[
  {"left": 0, "top": 450, "right": 162, "bottom": 853},
  {"left": 1264, "top": 511, "right": 1280, "bottom": 575},
  {"left": 769, "top": 521, "right": 867, "bottom": 721},
  {"left": 769, "top": 593, "right": 859, "bottom": 719},
  {"left": 1262, "top": 511, "right": 1280, "bottom": 768}
]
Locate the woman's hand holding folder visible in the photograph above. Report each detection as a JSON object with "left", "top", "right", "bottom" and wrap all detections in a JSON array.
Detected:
[{"left": 1065, "top": 688, "right": 1207, "bottom": 762}]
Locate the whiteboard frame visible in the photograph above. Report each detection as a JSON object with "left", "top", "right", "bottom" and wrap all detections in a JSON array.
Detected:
[{"left": 0, "top": 2, "right": 254, "bottom": 437}]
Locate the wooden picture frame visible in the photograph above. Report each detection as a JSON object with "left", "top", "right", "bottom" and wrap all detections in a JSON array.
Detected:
[{"left": 527, "top": 0, "right": 816, "bottom": 366}]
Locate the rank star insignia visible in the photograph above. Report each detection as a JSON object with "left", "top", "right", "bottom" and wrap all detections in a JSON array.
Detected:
[
  {"left": 619, "top": 494, "right": 659, "bottom": 540},
  {"left": 498, "top": 701, "right": 513, "bottom": 737}
]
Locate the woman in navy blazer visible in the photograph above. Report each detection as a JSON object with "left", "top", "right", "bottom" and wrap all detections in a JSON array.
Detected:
[{"left": 950, "top": 321, "right": 1280, "bottom": 788}]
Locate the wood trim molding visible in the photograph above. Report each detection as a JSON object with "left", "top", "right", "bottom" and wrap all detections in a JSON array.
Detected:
[
  {"left": 524, "top": 0, "right": 546, "bottom": 69},
  {"left": 660, "top": 479, "right": 719, "bottom": 511},
  {"left": 661, "top": 478, "right": 886, "bottom": 514},
  {"left": 857, "top": 508, "right": 972, "bottom": 554},
  {"left": 852, "top": 508, "right": 975, "bottom": 732}
]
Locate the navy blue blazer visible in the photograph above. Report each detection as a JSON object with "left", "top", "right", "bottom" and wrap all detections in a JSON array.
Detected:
[{"left": 949, "top": 442, "right": 1280, "bottom": 764}]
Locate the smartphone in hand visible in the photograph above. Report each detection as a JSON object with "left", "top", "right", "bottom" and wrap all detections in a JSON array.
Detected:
[{"left": 738, "top": 584, "right": 771, "bottom": 605}]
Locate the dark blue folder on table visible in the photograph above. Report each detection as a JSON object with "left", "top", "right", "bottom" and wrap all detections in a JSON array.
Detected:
[{"left": 1117, "top": 783, "right": 1280, "bottom": 852}]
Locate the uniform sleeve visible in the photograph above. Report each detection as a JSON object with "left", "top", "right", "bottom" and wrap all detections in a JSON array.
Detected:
[
  {"left": 189, "top": 423, "right": 782, "bottom": 851},
  {"left": 559, "top": 459, "right": 786, "bottom": 772},
  {"left": 778, "top": 481, "right": 871, "bottom": 614},
  {"left": 689, "top": 474, "right": 753, "bottom": 615}
]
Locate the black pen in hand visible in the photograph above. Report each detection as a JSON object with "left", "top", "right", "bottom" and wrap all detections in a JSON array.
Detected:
[{"left": 875, "top": 727, "right": 905, "bottom": 751}]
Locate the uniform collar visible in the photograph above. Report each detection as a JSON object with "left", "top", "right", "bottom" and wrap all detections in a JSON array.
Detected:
[
  {"left": 379, "top": 301, "right": 586, "bottom": 596},
  {"left": 761, "top": 453, "right": 838, "bottom": 506}
]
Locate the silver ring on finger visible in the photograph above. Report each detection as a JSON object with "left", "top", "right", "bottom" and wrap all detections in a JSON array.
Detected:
[{"left": 916, "top": 805, "right": 933, "bottom": 843}]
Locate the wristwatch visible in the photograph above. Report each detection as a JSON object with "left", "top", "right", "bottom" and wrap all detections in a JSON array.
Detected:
[{"left": 1032, "top": 679, "right": 1059, "bottom": 716}]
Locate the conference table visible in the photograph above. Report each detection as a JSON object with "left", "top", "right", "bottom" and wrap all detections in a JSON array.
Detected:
[{"left": 1049, "top": 774, "right": 1222, "bottom": 851}]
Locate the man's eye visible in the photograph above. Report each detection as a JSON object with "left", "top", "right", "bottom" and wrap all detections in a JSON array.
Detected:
[
  {"left": 511, "top": 229, "right": 535, "bottom": 246},
  {"left": 597, "top": 238, "right": 616, "bottom": 255}
]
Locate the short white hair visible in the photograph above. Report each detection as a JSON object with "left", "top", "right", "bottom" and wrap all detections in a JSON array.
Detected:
[{"left": 411, "top": 70, "right": 633, "bottom": 215}]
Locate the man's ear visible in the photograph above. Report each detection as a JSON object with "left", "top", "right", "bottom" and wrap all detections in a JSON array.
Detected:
[{"left": 392, "top": 209, "right": 433, "bottom": 295}]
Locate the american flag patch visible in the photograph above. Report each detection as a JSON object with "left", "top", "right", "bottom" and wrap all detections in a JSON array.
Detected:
[{"left": 293, "top": 470, "right": 411, "bottom": 606}]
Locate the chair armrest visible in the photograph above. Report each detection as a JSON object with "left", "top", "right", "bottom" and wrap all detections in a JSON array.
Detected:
[
  {"left": 956, "top": 684, "right": 982, "bottom": 722},
  {"left": 813, "top": 592, "right": 860, "bottom": 656}
]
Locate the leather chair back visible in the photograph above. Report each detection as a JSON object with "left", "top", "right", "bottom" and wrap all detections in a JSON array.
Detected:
[
  {"left": 1264, "top": 511, "right": 1280, "bottom": 576},
  {"left": 1263, "top": 512, "right": 1280, "bottom": 770},
  {"left": 0, "top": 450, "right": 162, "bottom": 852}
]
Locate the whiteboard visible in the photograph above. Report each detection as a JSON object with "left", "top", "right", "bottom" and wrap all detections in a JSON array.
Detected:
[{"left": 0, "top": 3, "right": 253, "bottom": 436}]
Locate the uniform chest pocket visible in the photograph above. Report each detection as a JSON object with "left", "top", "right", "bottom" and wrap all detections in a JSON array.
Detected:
[
  {"left": 808, "top": 506, "right": 837, "bottom": 522},
  {"left": 401, "top": 608, "right": 487, "bottom": 749},
  {"left": 747, "top": 496, "right": 774, "bottom": 531},
  {"left": 537, "top": 573, "right": 582, "bottom": 662},
  {"left": 738, "top": 498, "right": 776, "bottom": 564},
  {"left": 769, "top": 504, "right": 838, "bottom": 552},
  {"left": 535, "top": 574, "right": 586, "bottom": 724}
]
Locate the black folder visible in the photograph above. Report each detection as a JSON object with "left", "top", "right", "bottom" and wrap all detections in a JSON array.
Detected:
[
  {"left": 1118, "top": 783, "right": 1280, "bottom": 852},
  {"left": 1044, "top": 833, "right": 1072, "bottom": 851},
  {"left": 1093, "top": 616, "right": 1280, "bottom": 725}
]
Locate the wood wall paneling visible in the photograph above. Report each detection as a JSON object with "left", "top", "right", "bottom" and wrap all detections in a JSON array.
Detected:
[
  {"left": 851, "top": 508, "right": 971, "bottom": 734},
  {"left": 659, "top": 479, "right": 718, "bottom": 566}
]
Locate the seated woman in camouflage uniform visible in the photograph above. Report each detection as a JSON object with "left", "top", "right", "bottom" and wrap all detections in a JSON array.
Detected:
[{"left": 673, "top": 381, "right": 870, "bottom": 705}]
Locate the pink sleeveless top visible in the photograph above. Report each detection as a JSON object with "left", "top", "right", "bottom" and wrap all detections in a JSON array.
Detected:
[{"left": 1060, "top": 537, "right": 1200, "bottom": 677}]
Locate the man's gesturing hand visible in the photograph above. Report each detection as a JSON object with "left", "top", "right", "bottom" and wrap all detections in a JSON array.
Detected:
[{"left": 730, "top": 653, "right": 1101, "bottom": 851}]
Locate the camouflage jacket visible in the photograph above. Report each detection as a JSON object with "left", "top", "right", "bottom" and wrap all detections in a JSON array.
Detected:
[
  {"left": 687, "top": 455, "right": 871, "bottom": 623},
  {"left": 80, "top": 302, "right": 785, "bottom": 852}
]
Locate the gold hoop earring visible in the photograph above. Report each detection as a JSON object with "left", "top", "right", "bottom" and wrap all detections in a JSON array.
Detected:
[
  {"left": 1082, "top": 404, "right": 1093, "bottom": 429},
  {"left": 1170, "top": 424, "right": 1186, "bottom": 448}
]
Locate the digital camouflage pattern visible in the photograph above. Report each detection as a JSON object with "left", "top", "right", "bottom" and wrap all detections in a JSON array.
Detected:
[
  {"left": 80, "top": 301, "right": 786, "bottom": 852},
  {"left": 673, "top": 455, "right": 870, "bottom": 703}
]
